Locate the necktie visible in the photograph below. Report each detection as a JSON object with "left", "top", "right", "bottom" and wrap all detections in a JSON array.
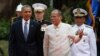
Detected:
[{"left": 24, "top": 21, "right": 28, "bottom": 41}]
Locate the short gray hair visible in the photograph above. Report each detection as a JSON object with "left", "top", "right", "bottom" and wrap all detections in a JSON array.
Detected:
[
  {"left": 51, "top": 9, "right": 62, "bottom": 16},
  {"left": 21, "top": 5, "right": 32, "bottom": 11}
]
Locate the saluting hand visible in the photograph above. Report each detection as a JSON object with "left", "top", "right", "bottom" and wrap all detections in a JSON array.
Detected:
[
  {"left": 78, "top": 29, "right": 84, "bottom": 39},
  {"left": 68, "top": 29, "right": 84, "bottom": 43},
  {"left": 74, "top": 29, "right": 84, "bottom": 43}
]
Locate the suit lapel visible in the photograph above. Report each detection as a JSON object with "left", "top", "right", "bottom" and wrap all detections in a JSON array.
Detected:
[
  {"left": 19, "top": 20, "right": 26, "bottom": 41},
  {"left": 27, "top": 20, "right": 34, "bottom": 41}
]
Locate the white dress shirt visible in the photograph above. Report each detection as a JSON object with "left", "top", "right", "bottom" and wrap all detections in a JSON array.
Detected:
[
  {"left": 71, "top": 24, "right": 97, "bottom": 56},
  {"left": 43, "top": 22, "right": 74, "bottom": 56},
  {"left": 22, "top": 19, "right": 30, "bottom": 35}
]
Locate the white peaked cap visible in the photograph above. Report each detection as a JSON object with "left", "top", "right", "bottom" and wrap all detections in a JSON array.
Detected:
[
  {"left": 73, "top": 8, "right": 88, "bottom": 17},
  {"left": 16, "top": 3, "right": 23, "bottom": 11},
  {"left": 32, "top": 3, "right": 47, "bottom": 12}
]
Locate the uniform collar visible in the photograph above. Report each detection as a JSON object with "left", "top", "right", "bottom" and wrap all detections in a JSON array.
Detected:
[{"left": 75, "top": 24, "right": 85, "bottom": 29}]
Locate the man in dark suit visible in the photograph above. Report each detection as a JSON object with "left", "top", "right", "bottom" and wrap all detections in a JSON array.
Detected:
[
  {"left": 9, "top": 5, "right": 40, "bottom": 56},
  {"left": 32, "top": 3, "right": 51, "bottom": 56}
]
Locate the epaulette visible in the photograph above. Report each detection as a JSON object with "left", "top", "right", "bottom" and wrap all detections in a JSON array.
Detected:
[{"left": 85, "top": 25, "right": 93, "bottom": 29}]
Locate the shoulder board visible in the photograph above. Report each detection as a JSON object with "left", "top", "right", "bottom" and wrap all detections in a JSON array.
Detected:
[{"left": 85, "top": 25, "right": 93, "bottom": 29}]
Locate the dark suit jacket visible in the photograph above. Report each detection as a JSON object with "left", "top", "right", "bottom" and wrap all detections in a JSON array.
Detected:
[
  {"left": 34, "top": 19, "right": 51, "bottom": 56},
  {"left": 9, "top": 19, "right": 40, "bottom": 56}
]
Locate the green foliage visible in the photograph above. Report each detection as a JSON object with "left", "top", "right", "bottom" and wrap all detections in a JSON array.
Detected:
[
  {"left": 44, "top": 8, "right": 53, "bottom": 20},
  {"left": 0, "top": 40, "right": 8, "bottom": 56},
  {"left": 0, "top": 19, "right": 10, "bottom": 40},
  {"left": 62, "top": 8, "right": 73, "bottom": 24},
  {"left": 75, "top": 0, "right": 87, "bottom": 8}
]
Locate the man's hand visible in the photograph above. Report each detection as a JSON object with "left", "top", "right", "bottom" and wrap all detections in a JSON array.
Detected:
[
  {"left": 78, "top": 29, "right": 84, "bottom": 39},
  {"left": 68, "top": 29, "right": 84, "bottom": 43},
  {"left": 74, "top": 29, "right": 84, "bottom": 43}
]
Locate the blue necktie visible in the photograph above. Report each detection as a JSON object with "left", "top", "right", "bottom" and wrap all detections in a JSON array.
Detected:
[{"left": 24, "top": 21, "right": 28, "bottom": 41}]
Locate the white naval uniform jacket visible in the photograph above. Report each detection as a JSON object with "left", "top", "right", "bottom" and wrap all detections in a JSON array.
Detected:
[
  {"left": 71, "top": 24, "right": 97, "bottom": 56},
  {"left": 43, "top": 22, "right": 74, "bottom": 56}
]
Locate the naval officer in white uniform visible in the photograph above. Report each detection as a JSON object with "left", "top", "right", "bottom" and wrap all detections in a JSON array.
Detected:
[{"left": 71, "top": 8, "right": 97, "bottom": 56}]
